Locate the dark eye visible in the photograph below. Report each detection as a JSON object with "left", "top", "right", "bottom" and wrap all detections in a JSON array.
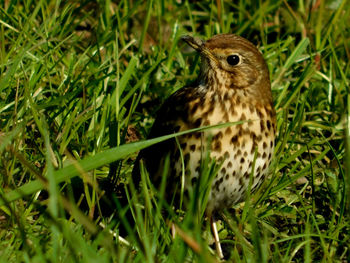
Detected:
[{"left": 226, "top": 55, "right": 240, "bottom": 66}]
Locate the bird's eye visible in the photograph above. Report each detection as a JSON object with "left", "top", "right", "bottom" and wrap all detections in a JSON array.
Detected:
[{"left": 226, "top": 55, "right": 240, "bottom": 66}]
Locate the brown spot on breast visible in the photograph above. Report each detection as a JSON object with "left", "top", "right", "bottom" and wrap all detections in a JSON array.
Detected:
[
  {"left": 236, "top": 96, "right": 241, "bottom": 104},
  {"left": 231, "top": 135, "right": 239, "bottom": 145},
  {"left": 194, "top": 118, "right": 202, "bottom": 127},
  {"left": 190, "top": 144, "right": 196, "bottom": 152},
  {"left": 214, "top": 181, "right": 220, "bottom": 192},
  {"left": 251, "top": 141, "right": 258, "bottom": 154},
  {"left": 227, "top": 161, "right": 232, "bottom": 168},
  {"left": 262, "top": 162, "right": 267, "bottom": 170},
  {"left": 221, "top": 167, "right": 226, "bottom": 175},
  {"left": 260, "top": 120, "right": 265, "bottom": 132},
  {"left": 208, "top": 99, "right": 215, "bottom": 112},
  {"left": 249, "top": 104, "right": 255, "bottom": 114},
  {"left": 186, "top": 133, "right": 193, "bottom": 139},
  {"left": 181, "top": 143, "right": 187, "bottom": 149},
  {"left": 223, "top": 92, "right": 229, "bottom": 101},
  {"left": 224, "top": 151, "right": 230, "bottom": 159},
  {"left": 248, "top": 161, "right": 252, "bottom": 168},
  {"left": 244, "top": 171, "right": 249, "bottom": 179},
  {"left": 225, "top": 127, "right": 232, "bottom": 135},
  {"left": 240, "top": 157, "right": 245, "bottom": 163},
  {"left": 223, "top": 112, "right": 229, "bottom": 121},
  {"left": 243, "top": 127, "right": 250, "bottom": 134},
  {"left": 212, "top": 140, "right": 222, "bottom": 152},
  {"left": 267, "top": 159, "right": 271, "bottom": 166},
  {"left": 231, "top": 106, "right": 237, "bottom": 116},
  {"left": 262, "top": 152, "right": 267, "bottom": 158},
  {"left": 257, "top": 108, "right": 264, "bottom": 118},
  {"left": 213, "top": 131, "right": 223, "bottom": 140},
  {"left": 272, "top": 122, "right": 276, "bottom": 132},
  {"left": 263, "top": 142, "right": 267, "bottom": 149},
  {"left": 250, "top": 131, "right": 256, "bottom": 140},
  {"left": 267, "top": 120, "right": 271, "bottom": 130},
  {"left": 190, "top": 103, "right": 199, "bottom": 115},
  {"left": 214, "top": 177, "right": 224, "bottom": 192}
]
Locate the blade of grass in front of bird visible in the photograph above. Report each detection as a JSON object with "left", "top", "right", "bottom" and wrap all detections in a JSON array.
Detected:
[{"left": 0, "top": 121, "right": 245, "bottom": 206}]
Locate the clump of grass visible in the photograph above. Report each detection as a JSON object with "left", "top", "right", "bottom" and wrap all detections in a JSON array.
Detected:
[{"left": 0, "top": 0, "right": 349, "bottom": 262}]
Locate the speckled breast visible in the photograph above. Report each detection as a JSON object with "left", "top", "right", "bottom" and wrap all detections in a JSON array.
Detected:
[{"left": 173, "top": 88, "right": 276, "bottom": 215}]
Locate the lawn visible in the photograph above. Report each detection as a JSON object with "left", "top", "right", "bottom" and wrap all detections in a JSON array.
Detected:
[{"left": 0, "top": 0, "right": 349, "bottom": 262}]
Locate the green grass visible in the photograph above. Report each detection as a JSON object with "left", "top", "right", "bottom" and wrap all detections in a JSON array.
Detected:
[{"left": 0, "top": 0, "right": 349, "bottom": 262}]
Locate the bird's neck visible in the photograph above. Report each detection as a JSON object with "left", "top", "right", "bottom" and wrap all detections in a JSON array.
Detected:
[
  {"left": 199, "top": 68, "right": 225, "bottom": 90},
  {"left": 200, "top": 68, "right": 237, "bottom": 93},
  {"left": 199, "top": 68, "right": 273, "bottom": 109}
]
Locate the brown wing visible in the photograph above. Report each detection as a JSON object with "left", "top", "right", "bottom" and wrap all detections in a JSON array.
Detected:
[{"left": 132, "top": 85, "right": 203, "bottom": 187}]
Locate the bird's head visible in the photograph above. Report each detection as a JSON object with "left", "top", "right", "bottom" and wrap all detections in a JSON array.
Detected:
[{"left": 182, "top": 34, "right": 271, "bottom": 101}]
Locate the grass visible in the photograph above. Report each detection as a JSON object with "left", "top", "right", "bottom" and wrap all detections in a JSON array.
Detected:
[{"left": 0, "top": 0, "right": 349, "bottom": 262}]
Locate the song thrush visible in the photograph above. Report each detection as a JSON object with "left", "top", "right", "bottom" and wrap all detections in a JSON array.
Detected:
[{"left": 134, "top": 34, "right": 276, "bottom": 258}]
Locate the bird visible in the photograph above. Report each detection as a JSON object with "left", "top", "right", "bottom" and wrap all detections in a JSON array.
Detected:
[{"left": 133, "top": 34, "right": 276, "bottom": 258}]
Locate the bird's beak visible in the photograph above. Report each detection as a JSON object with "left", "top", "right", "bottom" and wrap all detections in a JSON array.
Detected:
[
  {"left": 181, "top": 35, "right": 217, "bottom": 62},
  {"left": 181, "top": 35, "right": 203, "bottom": 51}
]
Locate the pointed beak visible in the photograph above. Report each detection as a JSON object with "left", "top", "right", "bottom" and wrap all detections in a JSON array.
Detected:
[
  {"left": 181, "top": 35, "right": 204, "bottom": 51},
  {"left": 181, "top": 35, "right": 217, "bottom": 62}
]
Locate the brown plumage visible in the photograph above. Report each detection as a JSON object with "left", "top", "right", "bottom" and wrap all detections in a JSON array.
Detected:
[{"left": 134, "top": 34, "right": 276, "bottom": 258}]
